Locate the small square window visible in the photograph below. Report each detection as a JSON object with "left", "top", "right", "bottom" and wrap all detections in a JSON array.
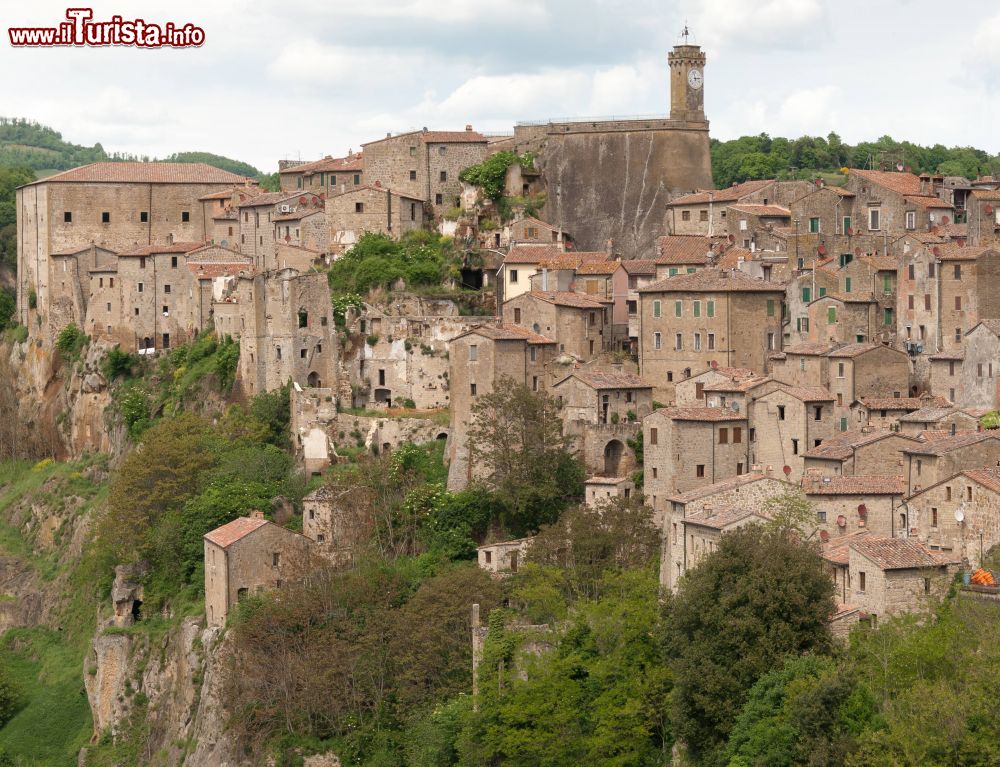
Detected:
[
  {"left": 171, "top": 256, "right": 178, "bottom": 268},
  {"left": 181, "top": 211, "right": 190, "bottom": 222},
  {"left": 101, "top": 211, "right": 110, "bottom": 223},
  {"left": 63, "top": 211, "right": 72, "bottom": 223},
  {"left": 440, "top": 171, "right": 447, "bottom": 182},
  {"left": 409, "top": 170, "right": 417, "bottom": 181},
  {"left": 435, "top": 193, "right": 443, "bottom": 205},
  {"left": 355, "top": 202, "right": 364, "bottom": 213},
  {"left": 140, "top": 211, "right": 148, "bottom": 223}
]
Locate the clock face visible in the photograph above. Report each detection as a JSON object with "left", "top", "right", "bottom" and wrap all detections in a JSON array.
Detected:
[{"left": 687, "top": 68, "right": 703, "bottom": 90}]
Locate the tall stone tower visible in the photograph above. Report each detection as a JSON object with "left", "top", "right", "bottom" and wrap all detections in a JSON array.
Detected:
[{"left": 668, "top": 41, "right": 706, "bottom": 122}]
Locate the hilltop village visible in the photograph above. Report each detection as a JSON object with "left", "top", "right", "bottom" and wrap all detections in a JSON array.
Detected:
[{"left": 14, "top": 41, "right": 1000, "bottom": 636}]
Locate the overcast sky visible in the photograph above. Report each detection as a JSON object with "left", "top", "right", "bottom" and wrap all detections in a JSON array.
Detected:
[{"left": 4, "top": 0, "right": 1000, "bottom": 173}]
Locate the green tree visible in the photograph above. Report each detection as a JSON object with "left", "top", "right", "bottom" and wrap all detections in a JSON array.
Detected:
[{"left": 663, "top": 524, "right": 835, "bottom": 766}]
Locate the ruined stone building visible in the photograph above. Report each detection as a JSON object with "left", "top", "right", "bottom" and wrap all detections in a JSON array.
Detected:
[
  {"left": 204, "top": 514, "right": 314, "bottom": 627},
  {"left": 15, "top": 161, "right": 253, "bottom": 338},
  {"left": 327, "top": 185, "right": 424, "bottom": 255}
]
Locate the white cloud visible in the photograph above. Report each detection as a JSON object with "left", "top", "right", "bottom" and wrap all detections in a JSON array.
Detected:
[
  {"left": 686, "top": 0, "right": 824, "bottom": 50},
  {"left": 268, "top": 40, "right": 426, "bottom": 89},
  {"left": 777, "top": 85, "right": 839, "bottom": 135}
]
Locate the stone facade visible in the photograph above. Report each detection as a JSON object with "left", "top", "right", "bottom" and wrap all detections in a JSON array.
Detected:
[
  {"left": 505, "top": 290, "right": 609, "bottom": 361},
  {"left": 929, "top": 321, "right": 1000, "bottom": 409},
  {"left": 904, "top": 432, "right": 1000, "bottom": 495},
  {"left": 238, "top": 192, "right": 321, "bottom": 271},
  {"left": 584, "top": 476, "right": 636, "bottom": 507},
  {"left": 847, "top": 539, "right": 958, "bottom": 622},
  {"left": 477, "top": 538, "right": 533, "bottom": 575},
  {"left": 801, "top": 430, "right": 921, "bottom": 477},
  {"left": 204, "top": 515, "right": 313, "bottom": 627},
  {"left": 753, "top": 385, "right": 836, "bottom": 482},
  {"left": 326, "top": 186, "right": 424, "bottom": 254},
  {"left": 302, "top": 485, "right": 368, "bottom": 566}
]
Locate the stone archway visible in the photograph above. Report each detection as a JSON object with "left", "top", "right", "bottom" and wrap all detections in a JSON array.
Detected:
[
  {"left": 307, "top": 371, "right": 321, "bottom": 387},
  {"left": 603, "top": 439, "right": 625, "bottom": 476}
]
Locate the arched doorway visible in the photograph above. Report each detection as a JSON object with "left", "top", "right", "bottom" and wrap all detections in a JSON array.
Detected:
[
  {"left": 307, "top": 371, "right": 321, "bottom": 387},
  {"left": 603, "top": 439, "right": 625, "bottom": 476}
]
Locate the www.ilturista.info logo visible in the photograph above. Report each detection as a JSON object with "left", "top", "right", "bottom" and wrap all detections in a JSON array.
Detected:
[{"left": 9, "top": 8, "right": 205, "bottom": 48}]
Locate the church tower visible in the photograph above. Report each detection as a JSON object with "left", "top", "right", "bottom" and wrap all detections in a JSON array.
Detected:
[{"left": 668, "top": 30, "right": 706, "bottom": 122}]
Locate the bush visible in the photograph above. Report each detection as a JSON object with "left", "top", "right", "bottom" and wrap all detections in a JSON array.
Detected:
[
  {"left": 27, "top": 289, "right": 36, "bottom": 310},
  {"left": 213, "top": 335, "right": 240, "bottom": 391},
  {"left": 401, "top": 398, "right": 416, "bottom": 409},
  {"left": 101, "top": 345, "right": 138, "bottom": 380},
  {"left": 366, "top": 334, "right": 379, "bottom": 346},
  {"left": 55, "top": 323, "right": 87, "bottom": 359},
  {"left": 0, "top": 664, "right": 22, "bottom": 727},
  {"left": 5, "top": 324, "right": 27, "bottom": 344},
  {"left": 0, "top": 287, "right": 14, "bottom": 332}
]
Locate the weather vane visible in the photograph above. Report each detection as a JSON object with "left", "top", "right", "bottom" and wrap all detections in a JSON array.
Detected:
[{"left": 681, "top": 23, "right": 690, "bottom": 43}]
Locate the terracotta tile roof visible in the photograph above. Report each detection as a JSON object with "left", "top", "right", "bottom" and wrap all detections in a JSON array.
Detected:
[
  {"left": 803, "top": 429, "right": 912, "bottom": 460},
  {"left": 717, "top": 247, "right": 754, "bottom": 270},
  {"left": 970, "top": 188, "right": 1000, "bottom": 200},
  {"left": 934, "top": 244, "right": 998, "bottom": 261},
  {"left": 273, "top": 208, "right": 324, "bottom": 222},
  {"left": 638, "top": 268, "right": 782, "bottom": 293},
  {"left": 727, "top": 204, "right": 792, "bottom": 217},
  {"left": 850, "top": 537, "right": 957, "bottom": 570},
  {"left": 204, "top": 516, "right": 269, "bottom": 548},
  {"left": 120, "top": 241, "right": 206, "bottom": 257},
  {"left": 535, "top": 253, "right": 609, "bottom": 269},
  {"left": 330, "top": 184, "right": 423, "bottom": 201},
  {"left": 575, "top": 261, "right": 622, "bottom": 275},
  {"left": 849, "top": 169, "right": 923, "bottom": 196},
  {"left": 933, "top": 222, "right": 968, "bottom": 238},
  {"left": 653, "top": 235, "right": 723, "bottom": 265},
  {"left": 286, "top": 153, "right": 365, "bottom": 175},
  {"left": 772, "top": 384, "right": 834, "bottom": 402},
  {"left": 585, "top": 475, "right": 632, "bottom": 485},
  {"left": 822, "top": 531, "right": 871, "bottom": 565},
  {"left": 963, "top": 467, "right": 1000, "bottom": 494},
  {"left": 667, "top": 472, "right": 781, "bottom": 503},
  {"left": 213, "top": 210, "right": 238, "bottom": 221},
  {"left": 783, "top": 341, "right": 834, "bottom": 356},
  {"left": 622, "top": 259, "right": 657, "bottom": 274},
  {"left": 928, "top": 349, "right": 964, "bottom": 361},
  {"left": 465, "top": 324, "right": 556, "bottom": 345},
  {"left": 527, "top": 290, "right": 608, "bottom": 308},
  {"left": 803, "top": 474, "right": 906, "bottom": 495},
  {"left": 25, "top": 162, "right": 251, "bottom": 185},
  {"left": 51, "top": 245, "right": 115, "bottom": 257},
  {"left": 704, "top": 375, "right": 771, "bottom": 393},
  {"left": 905, "top": 195, "right": 953, "bottom": 209},
  {"left": 198, "top": 186, "right": 262, "bottom": 201},
  {"left": 237, "top": 191, "right": 305, "bottom": 208},
  {"left": 516, "top": 216, "right": 561, "bottom": 233},
  {"left": 662, "top": 406, "right": 747, "bottom": 422},
  {"left": 862, "top": 255, "right": 899, "bottom": 271},
  {"left": 504, "top": 244, "right": 566, "bottom": 264},
  {"left": 186, "top": 246, "right": 254, "bottom": 278},
  {"left": 904, "top": 430, "right": 999, "bottom": 456},
  {"left": 682, "top": 506, "right": 763, "bottom": 530},
  {"left": 827, "top": 342, "right": 894, "bottom": 358},
  {"left": 666, "top": 179, "right": 775, "bottom": 206},
  {"left": 556, "top": 370, "right": 652, "bottom": 390},
  {"left": 362, "top": 128, "right": 486, "bottom": 146},
  {"left": 860, "top": 395, "right": 948, "bottom": 410},
  {"left": 897, "top": 406, "right": 958, "bottom": 423}
]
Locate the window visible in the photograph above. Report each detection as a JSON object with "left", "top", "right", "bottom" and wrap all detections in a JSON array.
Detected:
[
  {"left": 509, "top": 269, "right": 518, "bottom": 283},
  {"left": 954, "top": 264, "right": 962, "bottom": 280},
  {"left": 513, "top": 307, "right": 521, "bottom": 323},
  {"left": 967, "top": 486, "right": 973, "bottom": 502},
  {"left": 675, "top": 333, "right": 683, "bottom": 351},
  {"left": 955, "top": 328, "right": 962, "bottom": 343},
  {"left": 814, "top": 406, "right": 822, "bottom": 421},
  {"left": 924, "top": 578, "right": 931, "bottom": 594},
  {"left": 681, "top": 210, "right": 691, "bottom": 221},
  {"left": 435, "top": 194, "right": 443, "bottom": 205},
  {"left": 733, "top": 427, "right": 742, "bottom": 443},
  {"left": 719, "top": 428, "right": 730, "bottom": 446},
  {"left": 694, "top": 333, "right": 702, "bottom": 351},
  {"left": 791, "top": 438, "right": 799, "bottom": 455},
  {"left": 819, "top": 287, "right": 826, "bottom": 297},
  {"left": 946, "top": 486, "right": 952, "bottom": 500},
  {"left": 352, "top": 174, "right": 361, "bottom": 185},
  {"left": 699, "top": 210, "right": 708, "bottom": 222},
  {"left": 739, "top": 218, "right": 747, "bottom": 231},
  {"left": 883, "top": 275, "right": 892, "bottom": 292},
  {"left": 669, "top": 267, "right": 678, "bottom": 277},
  {"left": 529, "top": 346, "right": 537, "bottom": 362},
  {"left": 468, "top": 344, "right": 478, "bottom": 361},
  {"left": 817, "top": 511, "right": 827, "bottom": 523},
  {"left": 355, "top": 202, "right": 364, "bottom": 213},
  {"left": 696, "top": 464, "right": 705, "bottom": 477},
  {"left": 181, "top": 211, "right": 190, "bottom": 222},
  {"left": 693, "top": 300, "right": 701, "bottom": 318},
  {"left": 924, "top": 294, "right": 931, "bottom": 311},
  {"left": 827, "top": 307, "right": 836, "bottom": 324},
  {"left": 802, "top": 287, "right": 811, "bottom": 302},
  {"left": 162, "top": 333, "right": 170, "bottom": 349},
  {"left": 707, "top": 333, "right": 715, "bottom": 350},
  {"left": 749, "top": 427, "right": 756, "bottom": 442},
  {"left": 955, "top": 296, "right": 962, "bottom": 310},
  {"left": 649, "top": 427, "right": 658, "bottom": 445},
  {"left": 767, "top": 299, "right": 775, "bottom": 317},
  {"left": 905, "top": 210, "right": 916, "bottom": 229},
  {"left": 884, "top": 307, "right": 894, "bottom": 326},
  {"left": 137, "top": 282, "right": 144, "bottom": 293},
  {"left": 845, "top": 277, "right": 852, "bottom": 293},
  {"left": 653, "top": 300, "right": 661, "bottom": 318},
  {"left": 439, "top": 171, "right": 447, "bottom": 182},
  {"left": 653, "top": 332, "right": 661, "bottom": 350},
  {"left": 859, "top": 571, "right": 866, "bottom": 592},
  {"left": 842, "top": 216, "right": 851, "bottom": 233},
  {"left": 777, "top": 405, "right": 786, "bottom": 420},
  {"left": 800, "top": 358, "right": 806, "bottom": 371},
  {"left": 868, "top": 208, "right": 880, "bottom": 230},
  {"left": 300, "top": 348, "right": 306, "bottom": 359},
  {"left": 410, "top": 203, "right": 416, "bottom": 221},
  {"left": 688, "top": 267, "right": 696, "bottom": 273},
  {"left": 808, "top": 217, "right": 820, "bottom": 233},
  {"left": 929, "top": 262, "right": 936, "bottom": 277},
  {"left": 652, "top": 468, "right": 658, "bottom": 479},
  {"left": 101, "top": 211, "right": 110, "bottom": 223},
  {"left": 932, "top": 508, "right": 938, "bottom": 527},
  {"left": 675, "top": 301, "right": 682, "bottom": 317},
  {"left": 106, "top": 302, "right": 111, "bottom": 312},
  {"left": 409, "top": 170, "right": 417, "bottom": 181},
  {"left": 139, "top": 211, "right": 148, "bottom": 223},
  {"left": 908, "top": 263, "right": 916, "bottom": 281},
  {"left": 767, "top": 332, "right": 775, "bottom": 350},
  {"left": 589, "top": 311, "right": 596, "bottom": 327},
  {"left": 532, "top": 376, "right": 538, "bottom": 391},
  {"left": 470, "top": 383, "right": 477, "bottom": 397},
  {"left": 908, "top": 294, "right": 915, "bottom": 309},
  {"left": 707, "top": 300, "right": 715, "bottom": 317},
  {"left": 840, "top": 417, "right": 848, "bottom": 432},
  {"left": 63, "top": 211, "right": 72, "bottom": 223}
]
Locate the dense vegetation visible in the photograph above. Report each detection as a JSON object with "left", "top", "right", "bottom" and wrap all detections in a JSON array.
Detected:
[
  {"left": 327, "top": 231, "right": 464, "bottom": 297},
  {"left": 0, "top": 117, "right": 262, "bottom": 177},
  {"left": 711, "top": 132, "right": 1000, "bottom": 188}
]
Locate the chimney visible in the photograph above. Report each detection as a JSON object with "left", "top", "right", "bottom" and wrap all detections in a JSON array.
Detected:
[
  {"left": 606, "top": 238, "right": 613, "bottom": 256},
  {"left": 465, "top": 124, "right": 473, "bottom": 131},
  {"left": 167, "top": 233, "right": 174, "bottom": 245},
  {"left": 250, "top": 509, "right": 264, "bottom": 519},
  {"left": 920, "top": 173, "right": 930, "bottom": 195}
]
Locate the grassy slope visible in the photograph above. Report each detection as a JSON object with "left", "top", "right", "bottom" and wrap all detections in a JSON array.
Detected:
[{"left": 0, "top": 459, "right": 105, "bottom": 766}]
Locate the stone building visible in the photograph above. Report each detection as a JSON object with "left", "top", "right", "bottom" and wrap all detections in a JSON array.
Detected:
[
  {"left": 326, "top": 185, "right": 424, "bottom": 255},
  {"left": 967, "top": 187, "right": 1000, "bottom": 245},
  {"left": 669, "top": 506, "right": 767, "bottom": 586},
  {"left": 361, "top": 127, "right": 488, "bottom": 216},
  {"left": 16, "top": 161, "right": 252, "bottom": 337},
  {"left": 584, "top": 476, "right": 636, "bottom": 507},
  {"left": 724, "top": 203, "right": 791, "bottom": 245},
  {"left": 499, "top": 245, "right": 605, "bottom": 304},
  {"left": 199, "top": 186, "right": 262, "bottom": 248},
  {"left": 477, "top": 538, "right": 533, "bottom": 575},
  {"left": 643, "top": 406, "right": 750, "bottom": 518},
  {"left": 784, "top": 269, "right": 839, "bottom": 344},
  {"left": 273, "top": 207, "right": 328, "bottom": 254},
  {"left": 552, "top": 370, "right": 653, "bottom": 426},
  {"left": 574, "top": 261, "right": 629, "bottom": 347},
  {"left": 279, "top": 152, "right": 364, "bottom": 194},
  {"left": 906, "top": 467, "right": 1000, "bottom": 569},
  {"left": 846, "top": 537, "right": 959, "bottom": 624},
  {"left": 666, "top": 179, "right": 778, "bottom": 236},
  {"left": 237, "top": 191, "right": 321, "bottom": 271},
  {"left": 802, "top": 473, "right": 906, "bottom": 540},
  {"left": 505, "top": 290, "right": 609, "bottom": 361},
  {"left": 638, "top": 268, "right": 785, "bottom": 403},
  {"left": 302, "top": 485, "right": 366, "bottom": 566},
  {"left": 844, "top": 169, "right": 954, "bottom": 240},
  {"left": 753, "top": 384, "right": 836, "bottom": 482},
  {"left": 204, "top": 514, "right": 314, "bottom": 627},
  {"left": 652, "top": 234, "right": 729, "bottom": 278},
  {"left": 801, "top": 429, "right": 921, "bottom": 477},
  {"left": 852, "top": 394, "right": 949, "bottom": 431},
  {"left": 904, "top": 431, "right": 1000, "bottom": 495},
  {"left": 897, "top": 406, "right": 981, "bottom": 436},
  {"left": 929, "top": 320, "right": 1000, "bottom": 409},
  {"left": 446, "top": 324, "right": 558, "bottom": 490}
]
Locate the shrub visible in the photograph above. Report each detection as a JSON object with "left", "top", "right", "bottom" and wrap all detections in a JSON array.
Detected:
[
  {"left": 6, "top": 324, "right": 27, "bottom": 344},
  {"left": 55, "top": 323, "right": 87, "bottom": 359},
  {"left": 366, "top": 334, "right": 379, "bottom": 346},
  {"left": 101, "top": 345, "right": 138, "bottom": 380},
  {"left": 0, "top": 287, "right": 14, "bottom": 331},
  {"left": 0, "top": 664, "right": 22, "bottom": 727},
  {"left": 27, "top": 288, "right": 37, "bottom": 310},
  {"left": 401, "top": 398, "right": 416, "bottom": 409},
  {"left": 213, "top": 335, "right": 240, "bottom": 391}
]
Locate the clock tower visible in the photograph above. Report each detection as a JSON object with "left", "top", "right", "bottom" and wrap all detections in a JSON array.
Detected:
[{"left": 668, "top": 34, "right": 706, "bottom": 122}]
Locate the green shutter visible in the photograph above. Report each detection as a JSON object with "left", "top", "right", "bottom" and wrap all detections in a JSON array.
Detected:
[
  {"left": 675, "top": 301, "right": 682, "bottom": 317},
  {"left": 840, "top": 417, "right": 848, "bottom": 432},
  {"left": 802, "top": 287, "right": 811, "bottom": 302},
  {"left": 707, "top": 300, "right": 715, "bottom": 317},
  {"left": 796, "top": 317, "right": 801, "bottom": 331},
  {"left": 884, "top": 308, "right": 893, "bottom": 326},
  {"left": 767, "top": 299, "right": 775, "bottom": 317},
  {"left": 653, "top": 300, "right": 661, "bottom": 318},
  {"left": 819, "top": 287, "right": 826, "bottom": 297},
  {"left": 883, "top": 275, "right": 891, "bottom": 292},
  {"left": 669, "top": 267, "right": 678, "bottom": 277},
  {"left": 828, "top": 307, "right": 837, "bottom": 324},
  {"left": 687, "top": 267, "right": 696, "bottom": 274},
  {"left": 845, "top": 277, "right": 852, "bottom": 293},
  {"left": 693, "top": 301, "right": 700, "bottom": 318}
]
